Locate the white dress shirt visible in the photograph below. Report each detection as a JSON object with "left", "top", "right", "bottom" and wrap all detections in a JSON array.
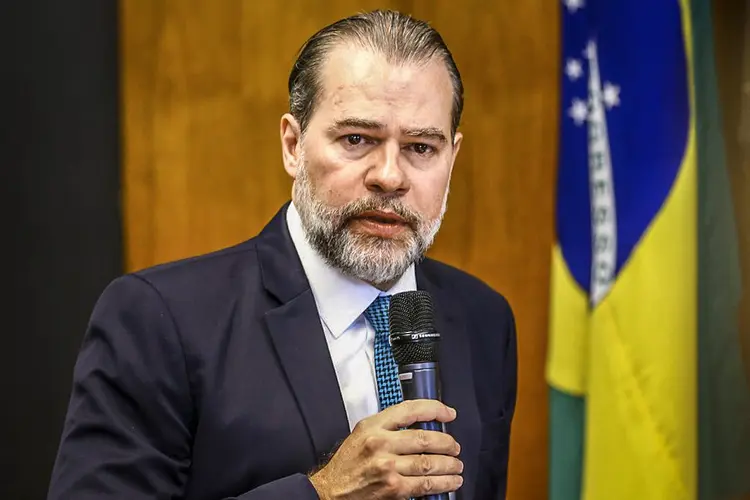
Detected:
[{"left": 285, "top": 202, "right": 417, "bottom": 430}]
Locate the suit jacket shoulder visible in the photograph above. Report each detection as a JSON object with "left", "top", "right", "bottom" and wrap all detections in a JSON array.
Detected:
[
  {"left": 419, "top": 257, "right": 515, "bottom": 329},
  {"left": 130, "top": 238, "right": 260, "bottom": 296}
]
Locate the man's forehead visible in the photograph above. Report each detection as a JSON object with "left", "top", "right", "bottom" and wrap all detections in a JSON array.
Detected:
[{"left": 315, "top": 44, "right": 454, "bottom": 129}]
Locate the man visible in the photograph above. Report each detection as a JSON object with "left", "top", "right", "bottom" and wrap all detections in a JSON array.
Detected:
[{"left": 47, "top": 10, "right": 517, "bottom": 500}]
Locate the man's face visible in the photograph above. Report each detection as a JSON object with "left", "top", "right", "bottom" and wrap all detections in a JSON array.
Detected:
[{"left": 281, "top": 43, "right": 462, "bottom": 288}]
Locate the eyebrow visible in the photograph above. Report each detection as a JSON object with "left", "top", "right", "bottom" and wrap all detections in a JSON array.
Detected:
[
  {"left": 402, "top": 127, "right": 448, "bottom": 144},
  {"left": 328, "top": 118, "right": 384, "bottom": 132},
  {"left": 328, "top": 118, "right": 448, "bottom": 144}
]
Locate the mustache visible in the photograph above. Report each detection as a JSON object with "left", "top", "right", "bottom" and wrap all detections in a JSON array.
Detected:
[{"left": 333, "top": 197, "right": 422, "bottom": 231}]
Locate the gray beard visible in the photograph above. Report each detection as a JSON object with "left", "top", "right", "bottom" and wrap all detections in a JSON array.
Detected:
[{"left": 292, "top": 161, "right": 446, "bottom": 287}]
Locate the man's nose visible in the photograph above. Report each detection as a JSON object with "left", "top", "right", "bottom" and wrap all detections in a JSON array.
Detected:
[{"left": 365, "top": 141, "right": 409, "bottom": 194}]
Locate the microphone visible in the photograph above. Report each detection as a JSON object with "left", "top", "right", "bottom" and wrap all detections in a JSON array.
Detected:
[{"left": 389, "top": 290, "right": 452, "bottom": 500}]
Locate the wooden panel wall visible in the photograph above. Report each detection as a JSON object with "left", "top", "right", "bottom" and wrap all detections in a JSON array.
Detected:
[
  {"left": 121, "top": 2, "right": 559, "bottom": 499},
  {"left": 714, "top": 0, "right": 750, "bottom": 387}
]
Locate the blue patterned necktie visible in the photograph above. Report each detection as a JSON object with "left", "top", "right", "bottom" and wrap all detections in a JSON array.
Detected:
[{"left": 364, "top": 295, "right": 404, "bottom": 410}]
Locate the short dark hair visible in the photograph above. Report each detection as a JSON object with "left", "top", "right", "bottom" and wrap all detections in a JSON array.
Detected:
[{"left": 288, "top": 10, "right": 464, "bottom": 137}]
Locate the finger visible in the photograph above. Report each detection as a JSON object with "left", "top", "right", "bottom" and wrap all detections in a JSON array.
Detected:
[
  {"left": 402, "top": 474, "right": 463, "bottom": 497},
  {"left": 395, "top": 454, "right": 464, "bottom": 476},
  {"left": 376, "top": 400, "right": 457, "bottom": 430},
  {"left": 388, "top": 428, "right": 461, "bottom": 456}
]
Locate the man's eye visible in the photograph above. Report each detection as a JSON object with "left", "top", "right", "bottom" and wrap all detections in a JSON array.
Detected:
[
  {"left": 346, "top": 134, "right": 363, "bottom": 146},
  {"left": 411, "top": 143, "right": 434, "bottom": 155}
]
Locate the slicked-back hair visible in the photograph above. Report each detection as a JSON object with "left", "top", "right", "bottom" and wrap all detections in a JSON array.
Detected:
[{"left": 288, "top": 10, "right": 464, "bottom": 138}]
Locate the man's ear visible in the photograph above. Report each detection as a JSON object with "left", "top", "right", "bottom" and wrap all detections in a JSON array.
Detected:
[
  {"left": 280, "top": 113, "right": 302, "bottom": 178},
  {"left": 449, "top": 131, "right": 463, "bottom": 173}
]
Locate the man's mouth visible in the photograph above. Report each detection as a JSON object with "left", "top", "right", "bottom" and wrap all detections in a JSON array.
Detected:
[
  {"left": 349, "top": 210, "right": 410, "bottom": 238},
  {"left": 354, "top": 210, "right": 407, "bottom": 224}
]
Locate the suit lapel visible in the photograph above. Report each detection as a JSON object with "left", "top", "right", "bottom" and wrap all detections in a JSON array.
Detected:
[
  {"left": 263, "top": 290, "right": 351, "bottom": 462},
  {"left": 257, "top": 204, "right": 351, "bottom": 463},
  {"left": 417, "top": 264, "right": 481, "bottom": 500}
]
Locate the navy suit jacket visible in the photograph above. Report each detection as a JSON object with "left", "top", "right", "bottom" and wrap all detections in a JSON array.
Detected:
[{"left": 47, "top": 204, "right": 517, "bottom": 500}]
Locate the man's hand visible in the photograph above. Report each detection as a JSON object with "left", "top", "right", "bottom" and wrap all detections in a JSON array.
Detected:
[{"left": 308, "top": 400, "right": 463, "bottom": 500}]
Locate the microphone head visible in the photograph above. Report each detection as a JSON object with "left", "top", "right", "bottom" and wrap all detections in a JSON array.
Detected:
[{"left": 389, "top": 291, "right": 440, "bottom": 365}]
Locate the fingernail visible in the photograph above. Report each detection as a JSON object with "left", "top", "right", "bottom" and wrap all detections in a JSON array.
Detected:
[{"left": 449, "top": 407, "right": 457, "bottom": 417}]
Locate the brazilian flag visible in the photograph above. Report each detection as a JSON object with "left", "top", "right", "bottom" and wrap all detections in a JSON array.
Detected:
[{"left": 547, "top": 0, "right": 750, "bottom": 499}]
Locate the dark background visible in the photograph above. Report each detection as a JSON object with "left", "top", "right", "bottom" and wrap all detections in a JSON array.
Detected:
[{"left": 0, "top": 1, "right": 122, "bottom": 498}]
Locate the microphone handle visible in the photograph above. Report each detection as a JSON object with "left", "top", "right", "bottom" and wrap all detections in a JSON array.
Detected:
[
  {"left": 397, "top": 362, "right": 452, "bottom": 500},
  {"left": 397, "top": 362, "right": 442, "bottom": 431}
]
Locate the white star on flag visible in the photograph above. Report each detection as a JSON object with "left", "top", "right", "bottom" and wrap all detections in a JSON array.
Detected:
[
  {"left": 569, "top": 98, "right": 588, "bottom": 125},
  {"left": 565, "top": 59, "right": 583, "bottom": 81},
  {"left": 563, "top": 0, "right": 585, "bottom": 13},
  {"left": 603, "top": 82, "right": 621, "bottom": 109}
]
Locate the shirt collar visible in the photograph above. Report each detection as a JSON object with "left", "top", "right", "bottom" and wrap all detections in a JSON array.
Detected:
[{"left": 286, "top": 201, "right": 417, "bottom": 338}]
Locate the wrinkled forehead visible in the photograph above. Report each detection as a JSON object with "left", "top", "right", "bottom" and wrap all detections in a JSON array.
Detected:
[{"left": 312, "top": 43, "right": 454, "bottom": 134}]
